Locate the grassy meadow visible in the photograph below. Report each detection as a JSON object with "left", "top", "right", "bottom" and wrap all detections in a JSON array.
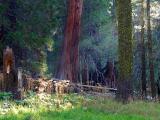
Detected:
[{"left": 0, "top": 92, "right": 159, "bottom": 120}]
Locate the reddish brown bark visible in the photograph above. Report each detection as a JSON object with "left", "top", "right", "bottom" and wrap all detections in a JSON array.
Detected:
[
  {"left": 3, "top": 47, "right": 18, "bottom": 92},
  {"left": 57, "top": 0, "right": 83, "bottom": 82}
]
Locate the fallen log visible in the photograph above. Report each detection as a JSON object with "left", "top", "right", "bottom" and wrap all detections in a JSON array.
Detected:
[{"left": 75, "top": 84, "right": 117, "bottom": 93}]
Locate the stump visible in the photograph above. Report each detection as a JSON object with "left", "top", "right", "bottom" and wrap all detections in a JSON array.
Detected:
[{"left": 3, "top": 47, "right": 18, "bottom": 98}]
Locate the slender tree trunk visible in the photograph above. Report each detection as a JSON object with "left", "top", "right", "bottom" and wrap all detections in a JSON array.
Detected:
[
  {"left": 0, "top": 26, "right": 4, "bottom": 42},
  {"left": 140, "top": 0, "right": 147, "bottom": 98},
  {"left": 116, "top": 0, "right": 133, "bottom": 102},
  {"left": 147, "top": 0, "right": 156, "bottom": 98},
  {"left": 57, "top": 0, "right": 83, "bottom": 82}
]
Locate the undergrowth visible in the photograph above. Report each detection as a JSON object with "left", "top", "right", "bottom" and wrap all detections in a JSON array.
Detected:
[{"left": 0, "top": 92, "right": 159, "bottom": 120}]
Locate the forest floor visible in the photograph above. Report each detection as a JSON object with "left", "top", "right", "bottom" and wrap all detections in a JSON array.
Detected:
[{"left": 0, "top": 92, "right": 159, "bottom": 120}]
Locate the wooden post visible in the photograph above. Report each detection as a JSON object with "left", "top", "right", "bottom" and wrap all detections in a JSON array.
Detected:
[
  {"left": 18, "top": 67, "right": 23, "bottom": 89},
  {"left": 17, "top": 67, "right": 24, "bottom": 99}
]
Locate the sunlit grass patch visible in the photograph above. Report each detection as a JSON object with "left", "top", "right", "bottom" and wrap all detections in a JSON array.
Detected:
[{"left": 0, "top": 92, "right": 159, "bottom": 120}]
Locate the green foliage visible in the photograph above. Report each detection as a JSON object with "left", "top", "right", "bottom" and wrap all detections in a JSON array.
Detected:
[
  {"left": 80, "top": 0, "right": 118, "bottom": 69},
  {"left": 0, "top": 92, "right": 13, "bottom": 100},
  {"left": 0, "top": 0, "right": 66, "bottom": 75}
]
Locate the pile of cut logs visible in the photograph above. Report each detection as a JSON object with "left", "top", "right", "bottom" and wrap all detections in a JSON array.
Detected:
[{"left": 22, "top": 75, "right": 76, "bottom": 94}]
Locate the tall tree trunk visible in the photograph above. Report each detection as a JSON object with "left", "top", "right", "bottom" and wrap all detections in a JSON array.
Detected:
[
  {"left": 57, "top": 0, "right": 83, "bottom": 82},
  {"left": 140, "top": 0, "right": 147, "bottom": 98},
  {"left": 116, "top": 0, "right": 133, "bottom": 102},
  {"left": 71, "top": 0, "right": 83, "bottom": 82},
  {"left": 147, "top": 0, "right": 156, "bottom": 98}
]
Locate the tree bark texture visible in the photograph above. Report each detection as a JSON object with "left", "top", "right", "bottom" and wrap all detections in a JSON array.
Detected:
[
  {"left": 57, "top": 0, "right": 83, "bottom": 83},
  {"left": 3, "top": 47, "right": 18, "bottom": 93},
  {"left": 116, "top": 0, "right": 133, "bottom": 102}
]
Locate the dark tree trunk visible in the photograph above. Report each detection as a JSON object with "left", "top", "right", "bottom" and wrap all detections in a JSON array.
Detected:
[
  {"left": 82, "top": 62, "right": 88, "bottom": 85},
  {"left": 57, "top": 0, "right": 83, "bottom": 83},
  {"left": 140, "top": 0, "right": 147, "bottom": 98},
  {"left": 0, "top": 26, "right": 4, "bottom": 42},
  {"left": 147, "top": 0, "right": 156, "bottom": 98},
  {"left": 116, "top": 0, "right": 133, "bottom": 102},
  {"left": 157, "top": 78, "right": 160, "bottom": 101},
  {"left": 0, "top": 25, "right": 4, "bottom": 64},
  {"left": 104, "top": 61, "right": 116, "bottom": 88}
]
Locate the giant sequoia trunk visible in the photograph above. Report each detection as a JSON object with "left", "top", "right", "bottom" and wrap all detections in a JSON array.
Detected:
[
  {"left": 147, "top": 0, "right": 156, "bottom": 98},
  {"left": 141, "top": 0, "right": 147, "bottom": 98},
  {"left": 116, "top": 0, "right": 133, "bottom": 102},
  {"left": 57, "top": 0, "right": 83, "bottom": 82}
]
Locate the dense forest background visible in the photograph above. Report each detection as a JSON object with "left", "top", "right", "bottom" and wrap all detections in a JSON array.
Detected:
[{"left": 0, "top": 0, "right": 160, "bottom": 96}]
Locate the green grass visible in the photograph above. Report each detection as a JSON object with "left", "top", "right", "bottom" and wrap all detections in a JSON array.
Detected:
[
  {"left": 0, "top": 108, "right": 148, "bottom": 120},
  {"left": 0, "top": 93, "right": 159, "bottom": 120}
]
